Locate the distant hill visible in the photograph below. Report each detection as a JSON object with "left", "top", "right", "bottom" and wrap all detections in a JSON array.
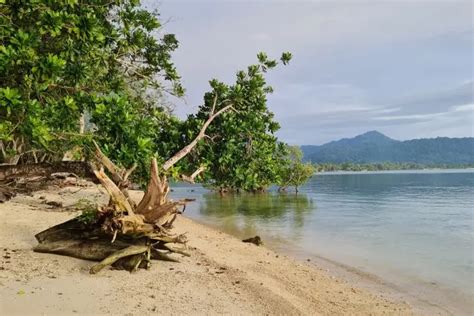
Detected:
[{"left": 301, "top": 131, "right": 474, "bottom": 165}]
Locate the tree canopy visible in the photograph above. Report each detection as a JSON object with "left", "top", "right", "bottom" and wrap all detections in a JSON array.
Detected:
[
  {"left": 1, "top": 0, "right": 181, "bottom": 174},
  {"left": 182, "top": 52, "right": 292, "bottom": 192},
  {"left": 277, "top": 146, "right": 315, "bottom": 193},
  {"left": 0, "top": 0, "right": 312, "bottom": 192}
]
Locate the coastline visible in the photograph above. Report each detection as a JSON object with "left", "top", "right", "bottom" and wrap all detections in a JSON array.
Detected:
[
  {"left": 315, "top": 168, "right": 474, "bottom": 175},
  {"left": 183, "top": 213, "right": 466, "bottom": 316},
  {"left": 2, "top": 184, "right": 415, "bottom": 315}
]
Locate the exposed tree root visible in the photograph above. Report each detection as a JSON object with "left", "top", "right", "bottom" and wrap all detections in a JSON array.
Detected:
[
  {"left": 33, "top": 100, "right": 233, "bottom": 273},
  {"left": 32, "top": 154, "right": 192, "bottom": 273}
]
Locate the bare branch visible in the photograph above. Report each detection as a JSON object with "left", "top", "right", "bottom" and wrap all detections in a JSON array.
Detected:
[
  {"left": 93, "top": 140, "right": 124, "bottom": 184},
  {"left": 180, "top": 166, "right": 205, "bottom": 184},
  {"left": 190, "top": 166, "right": 206, "bottom": 179},
  {"left": 162, "top": 104, "right": 234, "bottom": 171},
  {"left": 79, "top": 113, "right": 85, "bottom": 134},
  {"left": 123, "top": 163, "right": 137, "bottom": 182},
  {"left": 210, "top": 94, "right": 218, "bottom": 115},
  {"left": 93, "top": 140, "right": 136, "bottom": 208}
]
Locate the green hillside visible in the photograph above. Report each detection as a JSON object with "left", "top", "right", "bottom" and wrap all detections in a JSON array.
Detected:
[{"left": 302, "top": 131, "right": 474, "bottom": 165}]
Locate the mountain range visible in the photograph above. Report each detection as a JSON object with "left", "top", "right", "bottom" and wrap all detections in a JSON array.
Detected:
[{"left": 301, "top": 131, "right": 474, "bottom": 165}]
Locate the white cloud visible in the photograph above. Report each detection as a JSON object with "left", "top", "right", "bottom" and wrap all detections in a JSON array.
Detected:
[
  {"left": 143, "top": 0, "right": 473, "bottom": 143},
  {"left": 373, "top": 113, "right": 445, "bottom": 121},
  {"left": 452, "top": 103, "right": 474, "bottom": 112}
]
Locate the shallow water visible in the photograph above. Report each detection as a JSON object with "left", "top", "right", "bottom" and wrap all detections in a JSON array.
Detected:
[{"left": 170, "top": 170, "right": 474, "bottom": 313}]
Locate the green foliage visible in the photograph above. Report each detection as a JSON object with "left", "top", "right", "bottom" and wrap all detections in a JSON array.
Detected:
[
  {"left": 1, "top": 2, "right": 295, "bottom": 192},
  {"left": 0, "top": 0, "right": 182, "bottom": 168},
  {"left": 183, "top": 53, "right": 292, "bottom": 192},
  {"left": 278, "top": 146, "right": 315, "bottom": 192},
  {"left": 78, "top": 208, "right": 98, "bottom": 225},
  {"left": 302, "top": 131, "right": 474, "bottom": 165},
  {"left": 75, "top": 198, "right": 98, "bottom": 224}
]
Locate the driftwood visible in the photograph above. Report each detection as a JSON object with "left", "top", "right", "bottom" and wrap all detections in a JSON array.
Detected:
[
  {"left": 0, "top": 161, "right": 96, "bottom": 182},
  {"left": 242, "top": 236, "right": 263, "bottom": 246},
  {"left": 33, "top": 149, "right": 191, "bottom": 273},
  {"left": 33, "top": 99, "right": 233, "bottom": 273},
  {"left": 0, "top": 161, "right": 98, "bottom": 202},
  {"left": 0, "top": 186, "right": 16, "bottom": 203}
]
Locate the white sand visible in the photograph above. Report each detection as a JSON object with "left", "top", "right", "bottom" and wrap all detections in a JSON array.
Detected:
[{"left": 0, "top": 184, "right": 414, "bottom": 315}]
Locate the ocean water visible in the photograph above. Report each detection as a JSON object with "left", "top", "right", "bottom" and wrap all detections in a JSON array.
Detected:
[{"left": 170, "top": 170, "right": 474, "bottom": 313}]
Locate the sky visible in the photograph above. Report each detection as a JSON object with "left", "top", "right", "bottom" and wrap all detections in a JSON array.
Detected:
[{"left": 143, "top": 0, "right": 473, "bottom": 145}]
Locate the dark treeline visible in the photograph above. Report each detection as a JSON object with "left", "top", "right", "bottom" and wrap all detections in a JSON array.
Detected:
[{"left": 313, "top": 162, "right": 474, "bottom": 172}]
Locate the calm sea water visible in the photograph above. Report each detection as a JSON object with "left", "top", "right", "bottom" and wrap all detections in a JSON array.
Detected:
[{"left": 170, "top": 170, "right": 474, "bottom": 313}]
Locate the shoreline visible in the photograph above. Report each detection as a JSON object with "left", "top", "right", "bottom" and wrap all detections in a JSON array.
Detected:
[
  {"left": 315, "top": 168, "right": 474, "bottom": 175},
  {"left": 1, "top": 184, "right": 418, "bottom": 315},
  {"left": 185, "top": 215, "right": 465, "bottom": 316}
]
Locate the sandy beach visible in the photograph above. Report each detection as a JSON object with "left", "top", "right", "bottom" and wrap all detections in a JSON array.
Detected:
[{"left": 0, "top": 183, "right": 414, "bottom": 315}]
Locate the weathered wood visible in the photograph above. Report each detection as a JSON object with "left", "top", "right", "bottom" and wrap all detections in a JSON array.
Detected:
[
  {"left": 151, "top": 248, "right": 180, "bottom": 262},
  {"left": 162, "top": 100, "right": 233, "bottom": 171},
  {"left": 180, "top": 166, "right": 205, "bottom": 184},
  {"left": 0, "top": 186, "right": 15, "bottom": 203},
  {"left": 113, "top": 252, "right": 150, "bottom": 271},
  {"left": 163, "top": 243, "right": 191, "bottom": 257},
  {"left": 33, "top": 134, "right": 204, "bottom": 273},
  {"left": 33, "top": 218, "right": 142, "bottom": 260},
  {"left": 93, "top": 141, "right": 125, "bottom": 184},
  {"left": 89, "top": 245, "right": 150, "bottom": 274},
  {"left": 136, "top": 159, "right": 170, "bottom": 220},
  {"left": 117, "top": 213, "right": 155, "bottom": 235},
  {"left": 35, "top": 218, "right": 97, "bottom": 243},
  {"left": 93, "top": 167, "right": 134, "bottom": 215},
  {"left": 34, "top": 238, "right": 134, "bottom": 261},
  {"left": 93, "top": 141, "right": 136, "bottom": 209},
  {"left": 0, "top": 161, "right": 96, "bottom": 182},
  {"left": 242, "top": 236, "right": 263, "bottom": 246}
]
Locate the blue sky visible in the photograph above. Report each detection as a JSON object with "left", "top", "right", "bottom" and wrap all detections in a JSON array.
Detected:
[{"left": 144, "top": 0, "right": 473, "bottom": 145}]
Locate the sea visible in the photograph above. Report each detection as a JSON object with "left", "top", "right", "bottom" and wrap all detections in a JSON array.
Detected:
[{"left": 170, "top": 170, "right": 474, "bottom": 314}]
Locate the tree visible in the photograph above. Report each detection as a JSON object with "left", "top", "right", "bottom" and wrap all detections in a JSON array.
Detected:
[
  {"left": 35, "top": 102, "right": 234, "bottom": 273},
  {"left": 0, "top": 0, "right": 183, "bottom": 182},
  {"left": 183, "top": 52, "right": 293, "bottom": 192},
  {"left": 0, "top": 1, "right": 295, "bottom": 192},
  {"left": 0, "top": 1, "right": 298, "bottom": 273},
  {"left": 278, "top": 146, "right": 315, "bottom": 193}
]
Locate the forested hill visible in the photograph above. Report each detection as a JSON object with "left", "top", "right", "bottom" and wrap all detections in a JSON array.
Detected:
[{"left": 301, "top": 131, "right": 474, "bottom": 165}]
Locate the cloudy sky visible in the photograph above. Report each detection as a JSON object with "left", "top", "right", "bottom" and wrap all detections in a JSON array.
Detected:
[{"left": 144, "top": 0, "right": 473, "bottom": 145}]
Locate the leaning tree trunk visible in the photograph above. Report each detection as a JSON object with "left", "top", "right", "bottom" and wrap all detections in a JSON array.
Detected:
[{"left": 33, "top": 97, "right": 233, "bottom": 274}]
